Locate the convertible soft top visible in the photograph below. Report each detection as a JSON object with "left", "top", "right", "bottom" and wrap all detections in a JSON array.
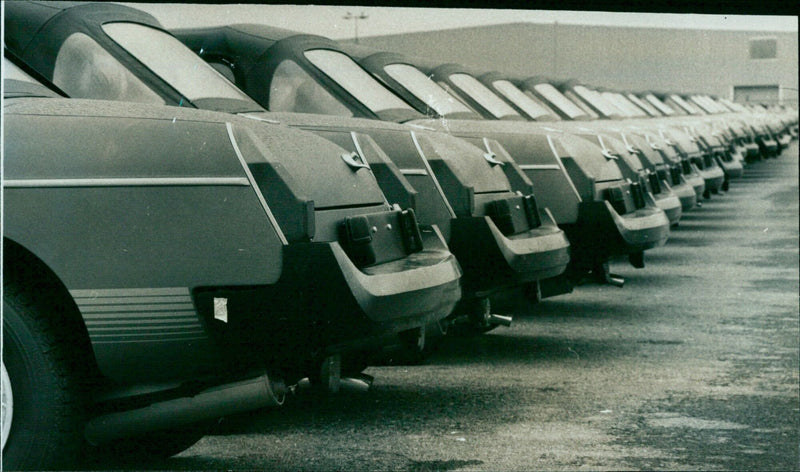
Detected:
[
  {"left": 176, "top": 24, "right": 425, "bottom": 122},
  {"left": 6, "top": 2, "right": 162, "bottom": 77}
]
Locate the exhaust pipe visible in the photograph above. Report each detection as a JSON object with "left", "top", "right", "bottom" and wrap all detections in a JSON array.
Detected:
[
  {"left": 85, "top": 372, "right": 286, "bottom": 445},
  {"left": 339, "top": 373, "right": 374, "bottom": 393},
  {"left": 487, "top": 313, "right": 512, "bottom": 327}
]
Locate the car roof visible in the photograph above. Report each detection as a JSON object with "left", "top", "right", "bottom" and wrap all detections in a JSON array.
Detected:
[{"left": 5, "top": 1, "right": 163, "bottom": 78}]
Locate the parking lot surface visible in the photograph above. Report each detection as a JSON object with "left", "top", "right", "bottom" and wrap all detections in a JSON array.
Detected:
[{"left": 108, "top": 143, "right": 798, "bottom": 471}]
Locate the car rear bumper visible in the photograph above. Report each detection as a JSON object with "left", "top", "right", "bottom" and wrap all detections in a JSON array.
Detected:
[
  {"left": 343, "top": 229, "right": 463, "bottom": 330},
  {"left": 760, "top": 138, "right": 780, "bottom": 155},
  {"left": 204, "top": 232, "right": 462, "bottom": 366},
  {"left": 606, "top": 201, "right": 670, "bottom": 251},
  {"left": 685, "top": 172, "right": 706, "bottom": 201},
  {"left": 744, "top": 142, "right": 761, "bottom": 159},
  {"left": 567, "top": 199, "right": 670, "bottom": 262},
  {"left": 718, "top": 158, "right": 744, "bottom": 179},
  {"left": 699, "top": 166, "right": 725, "bottom": 193},
  {"left": 653, "top": 191, "right": 682, "bottom": 226},
  {"left": 671, "top": 181, "right": 698, "bottom": 211},
  {"left": 448, "top": 210, "right": 571, "bottom": 296}
]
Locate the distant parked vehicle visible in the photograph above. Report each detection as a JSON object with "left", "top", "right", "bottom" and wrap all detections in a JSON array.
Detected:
[{"left": 422, "top": 65, "right": 683, "bottom": 225}]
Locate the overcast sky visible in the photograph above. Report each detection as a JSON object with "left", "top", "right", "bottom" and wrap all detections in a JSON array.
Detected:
[{"left": 130, "top": 4, "right": 797, "bottom": 40}]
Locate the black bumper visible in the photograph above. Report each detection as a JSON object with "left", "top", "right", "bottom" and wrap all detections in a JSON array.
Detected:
[
  {"left": 565, "top": 199, "right": 670, "bottom": 265},
  {"left": 200, "top": 233, "right": 462, "bottom": 370},
  {"left": 448, "top": 210, "right": 571, "bottom": 297}
]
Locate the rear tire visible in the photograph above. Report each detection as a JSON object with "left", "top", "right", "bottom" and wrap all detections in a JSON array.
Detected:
[{"left": 2, "top": 285, "right": 87, "bottom": 470}]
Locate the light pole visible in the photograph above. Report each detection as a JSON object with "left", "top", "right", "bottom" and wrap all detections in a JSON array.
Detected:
[{"left": 343, "top": 11, "right": 368, "bottom": 44}]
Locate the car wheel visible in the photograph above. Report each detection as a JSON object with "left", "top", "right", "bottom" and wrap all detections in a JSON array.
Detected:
[{"left": 2, "top": 286, "right": 87, "bottom": 470}]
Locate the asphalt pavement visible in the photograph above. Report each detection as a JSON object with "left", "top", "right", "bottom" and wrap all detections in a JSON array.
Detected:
[{"left": 105, "top": 142, "right": 799, "bottom": 471}]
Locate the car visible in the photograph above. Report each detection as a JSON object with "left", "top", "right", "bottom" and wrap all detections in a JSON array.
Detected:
[
  {"left": 4, "top": 2, "right": 571, "bottom": 341},
  {"left": 346, "top": 48, "right": 671, "bottom": 283},
  {"left": 518, "top": 79, "right": 708, "bottom": 203},
  {"left": 651, "top": 92, "right": 745, "bottom": 181},
  {"left": 425, "top": 65, "right": 683, "bottom": 225},
  {"left": 554, "top": 83, "right": 729, "bottom": 196},
  {"left": 174, "top": 24, "right": 671, "bottom": 287},
  {"left": 2, "top": 49, "right": 463, "bottom": 468}
]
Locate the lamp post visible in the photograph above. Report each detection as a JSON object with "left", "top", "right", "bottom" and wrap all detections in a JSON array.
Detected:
[{"left": 343, "top": 11, "right": 368, "bottom": 44}]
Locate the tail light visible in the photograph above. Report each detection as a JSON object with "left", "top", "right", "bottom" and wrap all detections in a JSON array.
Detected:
[
  {"left": 523, "top": 195, "right": 542, "bottom": 229},
  {"left": 630, "top": 182, "right": 646, "bottom": 210},
  {"left": 605, "top": 186, "right": 629, "bottom": 215},
  {"left": 692, "top": 156, "right": 704, "bottom": 170},
  {"left": 670, "top": 166, "right": 683, "bottom": 185},
  {"left": 398, "top": 209, "right": 424, "bottom": 254},
  {"left": 647, "top": 172, "right": 662, "bottom": 195}
]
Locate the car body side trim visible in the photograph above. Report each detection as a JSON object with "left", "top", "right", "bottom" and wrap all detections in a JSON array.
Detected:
[
  {"left": 518, "top": 164, "right": 562, "bottom": 170},
  {"left": 546, "top": 134, "right": 583, "bottom": 200},
  {"left": 349, "top": 131, "right": 390, "bottom": 207},
  {"left": 225, "top": 122, "right": 289, "bottom": 245},
  {"left": 70, "top": 287, "right": 206, "bottom": 344},
  {"left": 3, "top": 177, "right": 250, "bottom": 188},
  {"left": 409, "top": 130, "right": 457, "bottom": 219}
]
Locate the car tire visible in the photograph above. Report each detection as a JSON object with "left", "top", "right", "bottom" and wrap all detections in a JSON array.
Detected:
[{"left": 2, "top": 285, "right": 87, "bottom": 470}]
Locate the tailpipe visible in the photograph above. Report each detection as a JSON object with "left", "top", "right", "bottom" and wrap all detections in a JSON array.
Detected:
[
  {"left": 295, "top": 354, "right": 374, "bottom": 395},
  {"left": 85, "top": 372, "right": 286, "bottom": 445},
  {"left": 339, "top": 373, "right": 375, "bottom": 393},
  {"left": 488, "top": 313, "right": 513, "bottom": 327},
  {"left": 296, "top": 374, "right": 374, "bottom": 394}
]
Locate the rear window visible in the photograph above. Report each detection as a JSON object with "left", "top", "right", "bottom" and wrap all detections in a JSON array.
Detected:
[
  {"left": 269, "top": 59, "right": 353, "bottom": 116},
  {"left": 533, "top": 83, "right": 587, "bottom": 119},
  {"left": 605, "top": 92, "right": 646, "bottom": 117},
  {"left": 384, "top": 63, "right": 474, "bottom": 116},
  {"left": 304, "top": 49, "right": 414, "bottom": 114},
  {"left": 449, "top": 73, "right": 520, "bottom": 119},
  {"left": 644, "top": 94, "right": 676, "bottom": 115},
  {"left": 102, "top": 22, "right": 256, "bottom": 103},
  {"left": 573, "top": 86, "right": 620, "bottom": 117},
  {"left": 626, "top": 94, "right": 661, "bottom": 117},
  {"left": 669, "top": 94, "right": 702, "bottom": 114},
  {"left": 53, "top": 32, "right": 164, "bottom": 104},
  {"left": 492, "top": 80, "right": 554, "bottom": 120}
]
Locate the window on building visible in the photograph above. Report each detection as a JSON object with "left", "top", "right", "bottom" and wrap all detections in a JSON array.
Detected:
[
  {"left": 749, "top": 37, "right": 777, "bottom": 59},
  {"left": 733, "top": 85, "right": 780, "bottom": 104}
]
